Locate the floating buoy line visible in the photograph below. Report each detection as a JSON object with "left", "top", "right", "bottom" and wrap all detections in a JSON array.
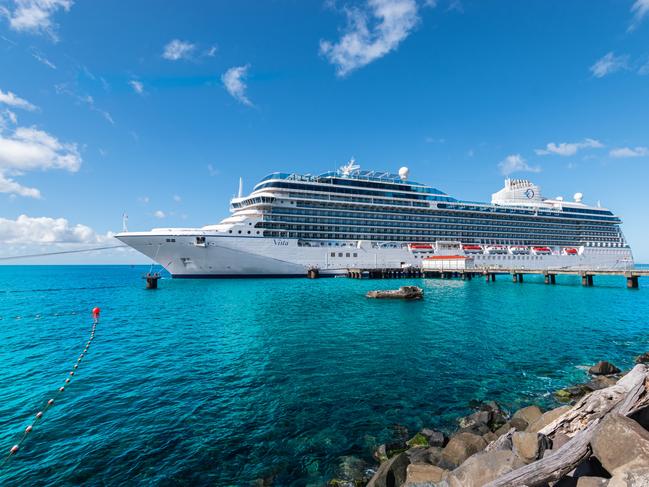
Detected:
[{"left": 0, "top": 308, "right": 100, "bottom": 468}]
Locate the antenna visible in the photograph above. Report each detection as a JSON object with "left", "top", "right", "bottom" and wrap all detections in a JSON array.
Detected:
[
  {"left": 122, "top": 212, "right": 128, "bottom": 232},
  {"left": 340, "top": 157, "right": 360, "bottom": 176},
  {"left": 238, "top": 177, "right": 243, "bottom": 198}
]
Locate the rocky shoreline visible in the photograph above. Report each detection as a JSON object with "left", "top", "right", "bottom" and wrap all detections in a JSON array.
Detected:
[{"left": 328, "top": 353, "right": 649, "bottom": 487}]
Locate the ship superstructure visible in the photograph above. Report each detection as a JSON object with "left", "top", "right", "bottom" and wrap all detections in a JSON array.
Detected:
[{"left": 116, "top": 162, "right": 633, "bottom": 277}]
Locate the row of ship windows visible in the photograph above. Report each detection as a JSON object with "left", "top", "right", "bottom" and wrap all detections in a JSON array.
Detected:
[
  {"left": 290, "top": 200, "right": 620, "bottom": 223},
  {"left": 264, "top": 214, "right": 618, "bottom": 233},
  {"left": 286, "top": 193, "right": 431, "bottom": 207},
  {"left": 331, "top": 252, "right": 358, "bottom": 258},
  {"left": 262, "top": 231, "right": 623, "bottom": 245},
  {"left": 257, "top": 223, "right": 621, "bottom": 239}
]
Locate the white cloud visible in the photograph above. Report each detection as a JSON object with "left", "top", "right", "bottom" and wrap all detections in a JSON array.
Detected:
[
  {"left": 173, "top": 194, "right": 181, "bottom": 202},
  {"left": 590, "top": 52, "right": 628, "bottom": 78},
  {"left": 138, "top": 196, "right": 149, "bottom": 204},
  {"left": 207, "top": 163, "right": 219, "bottom": 176},
  {"left": 129, "top": 80, "right": 144, "bottom": 95},
  {"left": 0, "top": 89, "right": 37, "bottom": 111},
  {"left": 154, "top": 210, "right": 166, "bottom": 218},
  {"left": 1, "top": 109, "right": 18, "bottom": 125},
  {"left": 0, "top": 126, "right": 81, "bottom": 198},
  {"left": 1, "top": 0, "right": 73, "bottom": 41},
  {"left": 319, "top": 0, "right": 420, "bottom": 77},
  {"left": 30, "top": 47, "right": 56, "bottom": 69},
  {"left": 535, "top": 138, "right": 603, "bottom": 157},
  {"left": 630, "top": 0, "right": 649, "bottom": 31},
  {"left": 0, "top": 214, "right": 111, "bottom": 244},
  {"left": 609, "top": 146, "right": 649, "bottom": 158},
  {"left": 222, "top": 65, "right": 253, "bottom": 106},
  {"left": 162, "top": 39, "right": 195, "bottom": 61},
  {"left": 498, "top": 154, "right": 541, "bottom": 176},
  {"left": 54, "top": 83, "right": 114, "bottom": 125}
]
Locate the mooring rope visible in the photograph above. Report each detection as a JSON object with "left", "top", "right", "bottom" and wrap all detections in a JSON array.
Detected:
[
  {"left": 0, "top": 245, "right": 127, "bottom": 261},
  {"left": 0, "top": 312, "right": 99, "bottom": 468}
]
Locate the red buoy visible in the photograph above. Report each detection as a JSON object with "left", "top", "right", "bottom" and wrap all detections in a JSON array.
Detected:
[
  {"left": 92, "top": 307, "right": 100, "bottom": 316},
  {"left": 25, "top": 425, "right": 32, "bottom": 433},
  {"left": 65, "top": 378, "right": 70, "bottom": 383},
  {"left": 47, "top": 399, "right": 54, "bottom": 406},
  {"left": 10, "top": 445, "right": 18, "bottom": 454},
  {"left": 36, "top": 411, "right": 43, "bottom": 419},
  {"left": 59, "top": 386, "right": 64, "bottom": 392}
]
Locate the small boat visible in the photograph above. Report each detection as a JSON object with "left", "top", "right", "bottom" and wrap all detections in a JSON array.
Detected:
[
  {"left": 510, "top": 246, "right": 530, "bottom": 255},
  {"left": 485, "top": 245, "right": 508, "bottom": 255},
  {"left": 409, "top": 243, "right": 434, "bottom": 250},
  {"left": 462, "top": 244, "right": 483, "bottom": 254},
  {"left": 532, "top": 246, "right": 552, "bottom": 255}
]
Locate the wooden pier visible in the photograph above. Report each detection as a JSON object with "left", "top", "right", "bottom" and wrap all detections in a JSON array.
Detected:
[
  {"left": 422, "top": 268, "right": 648, "bottom": 289},
  {"left": 332, "top": 266, "right": 648, "bottom": 289}
]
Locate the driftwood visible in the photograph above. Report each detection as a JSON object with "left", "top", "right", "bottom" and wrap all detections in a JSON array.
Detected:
[{"left": 484, "top": 364, "right": 649, "bottom": 487}]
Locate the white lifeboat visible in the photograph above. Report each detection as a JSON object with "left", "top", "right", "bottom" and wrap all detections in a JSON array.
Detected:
[
  {"left": 485, "top": 245, "right": 508, "bottom": 255},
  {"left": 510, "top": 246, "right": 530, "bottom": 255}
]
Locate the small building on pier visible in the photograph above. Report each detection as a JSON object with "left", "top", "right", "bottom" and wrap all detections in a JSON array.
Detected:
[{"left": 422, "top": 255, "right": 475, "bottom": 271}]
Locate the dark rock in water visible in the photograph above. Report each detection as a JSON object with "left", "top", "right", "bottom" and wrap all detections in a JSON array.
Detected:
[
  {"left": 366, "top": 286, "right": 423, "bottom": 300},
  {"left": 329, "top": 456, "right": 372, "bottom": 487},
  {"left": 373, "top": 444, "right": 388, "bottom": 463},
  {"left": 366, "top": 452, "right": 410, "bottom": 487},
  {"left": 636, "top": 352, "right": 649, "bottom": 364},
  {"left": 554, "top": 384, "right": 593, "bottom": 403},
  {"left": 419, "top": 428, "right": 447, "bottom": 448},
  {"left": 588, "top": 360, "right": 621, "bottom": 376},
  {"left": 586, "top": 375, "right": 618, "bottom": 391}
]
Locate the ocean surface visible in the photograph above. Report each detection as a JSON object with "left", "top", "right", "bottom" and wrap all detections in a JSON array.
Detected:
[{"left": 0, "top": 265, "right": 648, "bottom": 486}]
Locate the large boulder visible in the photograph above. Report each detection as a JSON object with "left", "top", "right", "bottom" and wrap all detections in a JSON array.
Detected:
[
  {"left": 512, "top": 431, "right": 551, "bottom": 463},
  {"left": 406, "top": 446, "right": 443, "bottom": 466},
  {"left": 366, "top": 286, "right": 423, "bottom": 299},
  {"left": 438, "top": 433, "right": 487, "bottom": 470},
  {"left": 576, "top": 478, "right": 610, "bottom": 487},
  {"left": 590, "top": 414, "right": 649, "bottom": 473},
  {"left": 443, "top": 450, "right": 524, "bottom": 487},
  {"left": 608, "top": 460, "right": 649, "bottom": 486},
  {"left": 527, "top": 405, "right": 572, "bottom": 433},
  {"left": 419, "top": 428, "right": 447, "bottom": 448},
  {"left": 403, "top": 464, "right": 448, "bottom": 485},
  {"left": 366, "top": 452, "right": 410, "bottom": 487},
  {"left": 512, "top": 405, "right": 543, "bottom": 426},
  {"left": 588, "top": 361, "right": 621, "bottom": 376}
]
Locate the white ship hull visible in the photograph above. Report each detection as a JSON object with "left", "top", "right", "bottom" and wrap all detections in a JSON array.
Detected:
[{"left": 116, "top": 233, "right": 635, "bottom": 277}]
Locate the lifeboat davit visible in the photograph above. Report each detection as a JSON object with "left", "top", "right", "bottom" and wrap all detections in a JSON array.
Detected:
[{"left": 532, "top": 246, "right": 552, "bottom": 255}]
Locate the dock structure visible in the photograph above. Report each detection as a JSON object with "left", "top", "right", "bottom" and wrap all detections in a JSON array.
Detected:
[{"left": 334, "top": 266, "right": 647, "bottom": 289}]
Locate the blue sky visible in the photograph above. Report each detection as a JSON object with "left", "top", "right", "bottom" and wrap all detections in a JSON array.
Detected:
[{"left": 1, "top": 0, "right": 649, "bottom": 263}]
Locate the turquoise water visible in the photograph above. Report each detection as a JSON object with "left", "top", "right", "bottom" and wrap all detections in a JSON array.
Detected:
[{"left": 0, "top": 265, "right": 648, "bottom": 486}]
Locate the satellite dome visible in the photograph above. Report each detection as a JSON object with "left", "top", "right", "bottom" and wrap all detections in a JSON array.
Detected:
[
  {"left": 398, "top": 167, "right": 410, "bottom": 180},
  {"left": 574, "top": 192, "right": 583, "bottom": 203}
]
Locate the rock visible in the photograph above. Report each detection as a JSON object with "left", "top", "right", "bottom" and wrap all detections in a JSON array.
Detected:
[
  {"left": 587, "top": 375, "right": 619, "bottom": 390},
  {"left": 510, "top": 417, "right": 529, "bottom": 431},
  {"left": 512, "top": 405, "right": 543, "bottom": 425},
  {"left": 576, "top": 477, "right": 609, "bottom": 487},
  {"left": 406, "top": 433, "right": 429, "bottom": 448},
  {"left": 333, "top": 456, "right": 372, "bottom": 486},
  {"left": 373, "top": 444, "right": 388, "bottom": 463},
  {"left": 590, "top": 413, "right": 649, "bottom": 473},
  {"left": 636, "top": 352, "right": 649, "bottom": 364},
  {"left": 527, "top": 405, "right": 572, "bottom": 433},
  {"left": 553, "top": 432, "right": 571, "bottom": 450},
  {"left": 494, "top": 422, "right": 512, "bottom": 436},
  {"left": 366, "top": 286, "right": 423, "bottom": 300},
  {"left": 608, "top": 460, "right": 649, "bottom": 487},
  {"left": 458, "top": 410, "right": 491, "bottom": 429},
  {"left": 406, "top": 446, "right": 443, "bottom": 465},
  {"left": 555, "top": 384, "right": 593, "bottom": 403},
  {"left": 419, "top": 428, "right": 447, "bottom": 448},
  {"left": 403, "top": 464, "right": 448, "bottom": 485},
  {"left": 588, "top": 361, "right": 621, "bottom": 376},
  {"left": 483, "top": 431, "right": 498, "bottom": 444},
  {"left": 438, "top": 432, "right": 487, "bottom": 470},
  {"left": 443, "top": 450, "right": 524, "bottom": 487},
  {"left": 512, "top": 431, "right": 551, "bottom": 463},
  {"left": 366, "top": 452, "right": 410, "bottom": 487}
]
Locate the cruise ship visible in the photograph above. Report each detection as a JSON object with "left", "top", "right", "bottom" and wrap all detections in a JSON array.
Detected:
[{"left": 115, "top": 161, "right": 634, "bottom": 277}]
